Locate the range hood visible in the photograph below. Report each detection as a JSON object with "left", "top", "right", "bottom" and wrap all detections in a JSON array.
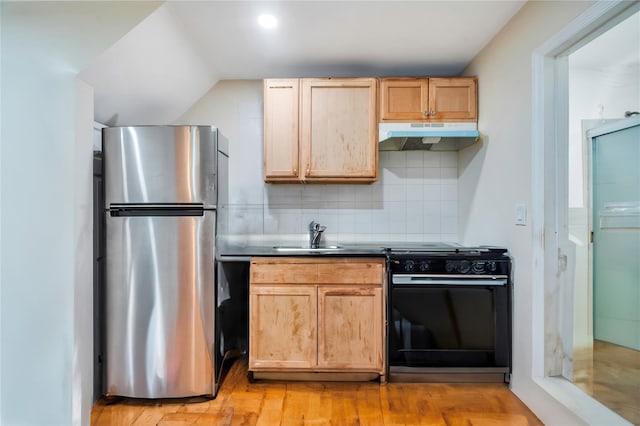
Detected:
[{"left": 379, "top": 122, "right": 479, "bottom": 151}]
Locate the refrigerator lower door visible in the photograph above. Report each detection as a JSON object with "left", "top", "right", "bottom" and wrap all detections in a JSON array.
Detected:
[{"left": 105, "top": 209, "right": 216, "bottom": 398}]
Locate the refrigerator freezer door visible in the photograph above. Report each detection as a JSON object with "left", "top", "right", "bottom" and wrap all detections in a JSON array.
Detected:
[
  {"left": 103, "top": 126, "right": 217, "bottom": 208},
  {"left": 105, "top": 211, "right": 216, "bottom": 398}
]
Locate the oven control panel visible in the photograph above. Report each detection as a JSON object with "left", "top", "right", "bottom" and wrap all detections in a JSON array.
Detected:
[
  {"left": 389, "top": 251, "right": 510, "bottom": 276},
  {"left": 446, "top": 259, "right": 497, "bottom": 274},
  {"left": 401, "top": 259, "right": 432, "bottom": 273}
]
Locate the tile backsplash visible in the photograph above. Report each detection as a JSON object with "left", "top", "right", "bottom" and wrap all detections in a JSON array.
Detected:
[
  {"left": 179, "top": 81, "right": 460, "bottom": 244},
  {"left": 222, "top": 150, "right": 459, "bottom": 244}
]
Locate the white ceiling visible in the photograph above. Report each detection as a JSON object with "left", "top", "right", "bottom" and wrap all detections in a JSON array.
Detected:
[
  {"left": 167, "top": 1, "right": 527, "bottom": 78},
  {"left": 81, "top": 1, "right": 529, "bottom": 125}
]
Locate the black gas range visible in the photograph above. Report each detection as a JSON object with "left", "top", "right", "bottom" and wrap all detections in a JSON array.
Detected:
[{"left": 385, "top": 243, "right": 512, "bottom": 383}]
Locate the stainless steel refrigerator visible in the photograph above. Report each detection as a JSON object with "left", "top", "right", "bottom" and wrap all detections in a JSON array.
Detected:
[{"left": 103, "top": 125, "right": 225, "bottom": 398}]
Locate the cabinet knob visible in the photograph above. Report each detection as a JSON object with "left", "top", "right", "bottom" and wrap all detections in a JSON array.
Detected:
[
  {"left": 430, "top": 111, "right": 437, "bottom": 116},
  {"left": 293, "top": 169, "right": 298, "bottom": 175}
]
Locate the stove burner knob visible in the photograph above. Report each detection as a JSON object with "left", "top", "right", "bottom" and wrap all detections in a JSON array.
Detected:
[
  {"left": 404, "top": 260, "right": 416, "bottom": 272},
  {"left": 445, "top": 261, "right": 455, "bottom": 273},
  {"left": 419, "top": 261, "right": 430, "bottom": 272},
  {"left": 459, "top": 260, "right": 471, "bottom": 274},
  {"left": 472, "top": 261, "right": 486, "bottom": 274},
  {"left": 470, "top": 260, "right": 499, "bottom": 274}
]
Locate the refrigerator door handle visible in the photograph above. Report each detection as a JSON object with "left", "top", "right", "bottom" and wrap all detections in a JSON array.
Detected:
[{"left": 109, "top": 203, "right": 205, "bottom": 217}]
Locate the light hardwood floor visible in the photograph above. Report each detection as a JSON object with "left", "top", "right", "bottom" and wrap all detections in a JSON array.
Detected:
[
  {"left": 573, "top": 340, "right": 640, "bottom": 425},
  {"left": 91, "top": 358, "right": 543, "bottom": 425}
]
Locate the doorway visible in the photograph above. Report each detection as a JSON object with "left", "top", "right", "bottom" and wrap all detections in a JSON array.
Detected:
[
  {"left": 532, "top": 1, "right": 640, "bottom": 424},
  {"left": 564, "top": 7, "right": 640, "bottom": 424}
]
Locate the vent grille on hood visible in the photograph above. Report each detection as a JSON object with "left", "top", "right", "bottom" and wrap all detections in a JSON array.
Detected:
[{"left": 379, "top": 122, "right": 479, "bottom": 151}]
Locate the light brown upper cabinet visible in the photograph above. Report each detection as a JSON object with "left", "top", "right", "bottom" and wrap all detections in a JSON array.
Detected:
[
  {"left": 263, "top": 78, "right": 378, "bottom": 183},
  {"left": 379, "top": 77, "right": 477, "bottom": 122},
  {"left": 263, "top": 79, "right": 300, "bottom": 180}
]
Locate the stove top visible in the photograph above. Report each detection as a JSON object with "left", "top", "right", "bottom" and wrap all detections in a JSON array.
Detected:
[
  {"left": 387, "top": 242, "right": 461, "bottom": 251},
  {"left": 386, "top": 243, "right": 507, "bottom": 255}
]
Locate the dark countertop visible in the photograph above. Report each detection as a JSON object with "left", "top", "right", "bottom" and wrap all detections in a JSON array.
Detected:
[
  {"left": 216, "top": 239, "right": 508, "bottom": 261},
  {"left": 217, "top": 239, "right": 388, "bottom": 259}
]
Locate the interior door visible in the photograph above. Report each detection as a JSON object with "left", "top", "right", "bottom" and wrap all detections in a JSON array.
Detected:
[{"left": 592, "top": 118, "right": 640, "bottom": 350}]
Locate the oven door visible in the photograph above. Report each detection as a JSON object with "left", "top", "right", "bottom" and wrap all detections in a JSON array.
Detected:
[{"left": 389, "top": 274, "right": 510, "bottom": 370}]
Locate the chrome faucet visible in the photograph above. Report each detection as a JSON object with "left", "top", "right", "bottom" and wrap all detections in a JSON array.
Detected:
[{"left": 308, "top": 221, "right": 326, "bottom": 248}]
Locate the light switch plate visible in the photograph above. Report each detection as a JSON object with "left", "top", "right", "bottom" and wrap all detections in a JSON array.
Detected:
[{"left": 515, "top": 204, "right": 527, "bottom": 226}]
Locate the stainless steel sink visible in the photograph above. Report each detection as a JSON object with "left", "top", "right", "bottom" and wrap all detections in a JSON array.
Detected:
[{"left": 273, "top": 245, "right": 344, "bottom": 252}]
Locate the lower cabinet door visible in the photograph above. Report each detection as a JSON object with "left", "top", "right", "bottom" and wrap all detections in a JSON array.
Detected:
[
  {"left": 317, "top": 286, "right": 383, "bottom": 371},
  {"left": 249, "top": 285, "right": 317, "bottom": 369}
]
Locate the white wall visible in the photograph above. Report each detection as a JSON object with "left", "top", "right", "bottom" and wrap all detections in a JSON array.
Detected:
[
  {"left": 569, "top": 68, "right": 640, "bottom": 208},
  {"left": 79, "top": 4, "right": 219, "bottom": 127},
  {"left": 178, "top": 80, "right": 461, "bottom": 245},
  {"left": 459, "top": 1, "right": 599, "bottom": 424},
  {"left": 73, "top": 79, "right": 95, "bottom": 426},
  {"left": 0, "top": 3, "right": 158, "bottom": 424}
]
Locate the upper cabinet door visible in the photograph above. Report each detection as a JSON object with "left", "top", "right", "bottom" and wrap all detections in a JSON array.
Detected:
[
  {"left": 300, "top": 78, "right": 378, "bottom": 182},
  {"left": 263, "top": 79, "right": 300, "bottom": 182},
  {"left": 379, "top": 78, "right": 429, "bottom": 121},
  {"left": 428, "top": 77, "right": 477, "bottom": 121},
  {"left": 379, "top": 77, "right": 478, "bottom": 122}
]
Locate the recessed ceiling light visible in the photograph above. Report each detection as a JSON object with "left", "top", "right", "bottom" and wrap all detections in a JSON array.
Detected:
[{"left": 258, "top": 14, "right": 277, "bottom": 29}]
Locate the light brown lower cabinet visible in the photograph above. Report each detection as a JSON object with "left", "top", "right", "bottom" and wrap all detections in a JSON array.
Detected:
[
  {"left": 249, "top": 257, "right": 385, "bottom": 380},
  {"left": 250, "top": 284, "right": 317, "bottom": 369},
  {"left": 317, "top": 285, "right": 382, "bottom": 370}
]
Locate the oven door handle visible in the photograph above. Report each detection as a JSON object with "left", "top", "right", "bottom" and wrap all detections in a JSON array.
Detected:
[{"left": 392, "top": 275, "right": 508, "bottom": 286}]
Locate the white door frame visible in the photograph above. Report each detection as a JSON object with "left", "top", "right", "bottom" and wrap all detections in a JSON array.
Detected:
[{"left": 531, "top": 1, "right": 638, "bottom": 423}]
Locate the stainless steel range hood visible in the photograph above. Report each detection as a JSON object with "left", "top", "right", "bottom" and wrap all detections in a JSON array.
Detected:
[{"left": 379, "top": 122, "right": 479, "bottom": 151}]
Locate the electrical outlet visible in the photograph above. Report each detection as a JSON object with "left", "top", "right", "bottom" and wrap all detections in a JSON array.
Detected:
[{"left": 515, "top": 204, "right": 527, "bottom": 226}]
